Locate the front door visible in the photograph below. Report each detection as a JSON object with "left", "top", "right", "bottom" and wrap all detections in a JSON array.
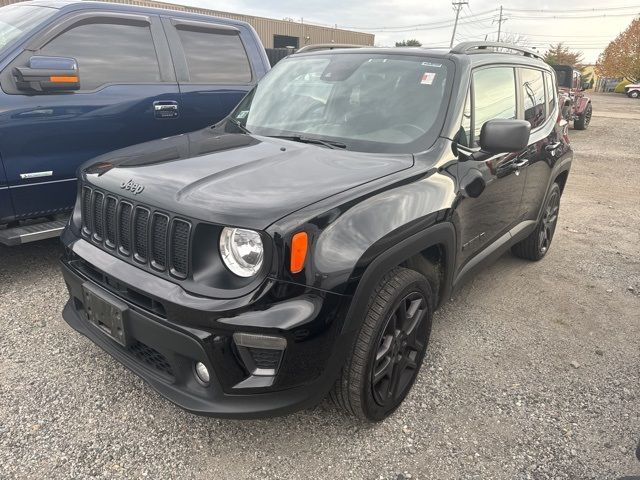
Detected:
[
  {"left": 0, "top": 12, "right": 182, "bottom": 220},
  {"left": 0, "top": 152, "right": 13, "bottom": 223},
  {"left": 455, "top": 66, "right": 528, "bottom": 270}
]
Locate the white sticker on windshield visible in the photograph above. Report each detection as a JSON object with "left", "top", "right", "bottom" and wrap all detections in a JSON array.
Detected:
[
  {"left": 236, "top": 110, "right": 249, "bottom": 119},
  {"left": 420, "top": 72, "right": 436, "bottom": 85},
  {"left": 422, "top": 61, "right": 442, "bottom": 68}
]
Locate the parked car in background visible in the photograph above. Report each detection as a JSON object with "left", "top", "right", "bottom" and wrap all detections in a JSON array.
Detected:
[
  {"left": 552, "top": 64, "right": 592, "bottom": 130},
  {"left": 60, "top": 42, "right": 572, "bottom": 421},
  {"left": 0, "top": 0, "right": 270, "bottom": 246},
  {"left": 624, "top": 83, "right": 640, "bottom": 98}
]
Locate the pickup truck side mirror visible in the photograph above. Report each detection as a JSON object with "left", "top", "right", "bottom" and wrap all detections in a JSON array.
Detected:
[
  {"left": 581, "top": 82, "right": 590, "bottom": 91},
  {"left": 479, "top": 119, "right": 531, "bottom": 154},
  {"left": 14, "top": 56, "right": 80, "bottom": 93}
]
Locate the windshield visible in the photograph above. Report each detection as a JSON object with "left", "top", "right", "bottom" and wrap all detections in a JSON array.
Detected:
[
  {"left": 0, "top": 4, "right": 56, "bottom": 52},
  {"left": 229, "top": 53, "right": 453, "bottom": 153}
]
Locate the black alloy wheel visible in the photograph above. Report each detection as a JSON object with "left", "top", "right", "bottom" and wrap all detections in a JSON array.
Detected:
[
  {"left": 538, "top": 187, "right": 560, "bottom": 255},
  {"left": 371, "top": 291, "right": 428, "bottom": 407}
]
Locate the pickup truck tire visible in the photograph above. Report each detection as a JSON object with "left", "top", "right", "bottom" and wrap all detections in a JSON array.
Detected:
[
  {"left": 330, "top": 267, "right": 433, "bottom": 421},
  {"left": 574, "top": 103, "right": 592, "bottom": 130},
  {"left": 629, "top": 90, "right": 640, "bottom": 99},
  {"left": 512, "top": 182, "right": 561, "bottom": 261}
]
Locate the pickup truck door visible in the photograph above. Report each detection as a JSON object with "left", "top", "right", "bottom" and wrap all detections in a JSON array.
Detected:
[
  {"left": 0, "top": 152, "right": 14, "bottom": 223},
  {"left": 161, "top": 17, "right": 265, "bottom": 133},
  {"left": 0, "top": 12, "right": 182, "bottom": 221},
  {"left": 454, "top": 66, "right": 527, "bottom": 273}
]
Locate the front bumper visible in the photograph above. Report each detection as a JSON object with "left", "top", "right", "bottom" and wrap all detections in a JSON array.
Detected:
[{"left": 60, "top": 231, "right": 353, "bottom": 418}]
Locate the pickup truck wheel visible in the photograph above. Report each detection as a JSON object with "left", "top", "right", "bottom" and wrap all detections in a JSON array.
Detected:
[
  {"left": 330, "top": 267, "right": 433, "bottom": 421},
  {"left": 512, "top": 183, "right": 561, "bottom": 261},
  {"left": 574, "top": 103, "right": 592, "bottom": 130},
  {"left": 630, "top": 90, "right": 640, "bottom": 99}
]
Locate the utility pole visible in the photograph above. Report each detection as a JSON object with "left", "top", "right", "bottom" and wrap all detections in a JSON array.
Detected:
[
  {"left": 495, "top": 6, "right": 507, "bottom": 42},
  {"left": 449, "top": 1, "right": 469, "bottom": 48}
]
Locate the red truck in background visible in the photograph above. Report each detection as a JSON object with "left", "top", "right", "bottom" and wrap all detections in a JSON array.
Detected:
[{"left": 552, "top": 65, "right": 592, "bottom": 130}]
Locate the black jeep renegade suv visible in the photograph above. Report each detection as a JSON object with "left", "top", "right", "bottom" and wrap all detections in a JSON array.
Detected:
[{"left": 60, "top": 42, "right": 572, "bottom": 421}]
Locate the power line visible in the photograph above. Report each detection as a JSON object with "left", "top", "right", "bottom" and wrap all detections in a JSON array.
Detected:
[
  {"left": 504, "top": 5, "right": 640, "bottom": 13},
  {"left": 507, "top": 12, "right": 639, "bottom": 20},
  {"left": 340, "top": 8, "right": 497, "bottom": 31}
]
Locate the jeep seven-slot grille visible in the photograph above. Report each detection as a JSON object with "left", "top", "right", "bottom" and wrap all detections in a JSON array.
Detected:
[{"left": 81, "top": 186, "right": 191, "bottom": 279}]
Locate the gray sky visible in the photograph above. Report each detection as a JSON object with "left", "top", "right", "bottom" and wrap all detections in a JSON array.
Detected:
[{"left": 179, "top": 0, "right": 639, "bottom": 62}]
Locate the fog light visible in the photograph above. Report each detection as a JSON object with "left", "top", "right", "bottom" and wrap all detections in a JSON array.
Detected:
[{"left": 194, "top": 361, "right": 210, "bottom": 385}]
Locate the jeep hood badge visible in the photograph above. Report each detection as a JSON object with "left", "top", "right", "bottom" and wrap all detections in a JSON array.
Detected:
[{"left": 120, "top": 179, "right": 145, "bottom": 195}]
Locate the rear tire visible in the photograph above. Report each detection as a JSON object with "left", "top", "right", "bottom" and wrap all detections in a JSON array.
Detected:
[
  {"left": 330, "top": 267, "right": 433, "bottom": 421},
  {"left": 574, "top": 103, "right": 592, "bottom": 130},
  {"left": 511, "top": 182, "right": 561, "bottom": 261},
  {"left": 630, "top": 90, "right": 640, "bottom": 99}
]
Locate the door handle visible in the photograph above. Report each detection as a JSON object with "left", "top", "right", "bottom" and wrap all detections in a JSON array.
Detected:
[
  {"left": 153, "top": 100, "right": 179, "bottom": 119},
  {"left": 513, "top": 158, "right": 529, "bottom": 169},
  {"left": 545, "top": 142, "right": 563, "bottom": 155}
]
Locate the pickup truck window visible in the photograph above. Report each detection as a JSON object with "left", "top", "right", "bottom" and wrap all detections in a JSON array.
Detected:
[
  {"left": 39, "top": 21, "right": 161, "bottom": 90},
  {"left": 176, "top": 28, "right": 251, "bottom": 83},
  {"left": 0, "top": 4, "right": 56, "bottom": 52}
]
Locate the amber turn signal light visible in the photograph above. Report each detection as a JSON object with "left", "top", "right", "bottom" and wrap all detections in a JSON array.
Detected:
[
  {"left": 290, "top": 232, "right": 308, "bottom": 274},
  {"left": 49, "top": 76, "right": 78, "bottom": 83}
]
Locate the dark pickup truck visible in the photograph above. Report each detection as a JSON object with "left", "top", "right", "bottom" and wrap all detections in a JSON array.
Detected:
[{"left": 0, "top": 0, "right": 269, "bottom": 246}]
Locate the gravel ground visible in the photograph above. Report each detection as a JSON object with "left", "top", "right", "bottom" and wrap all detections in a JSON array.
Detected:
[{"left": 1, "top": 93, "right": 639, "bottom": 480}]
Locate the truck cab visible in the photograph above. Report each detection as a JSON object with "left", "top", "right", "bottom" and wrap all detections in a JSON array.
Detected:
[{"left": 0, "top": 0, "right": 270, "bottom": 245}]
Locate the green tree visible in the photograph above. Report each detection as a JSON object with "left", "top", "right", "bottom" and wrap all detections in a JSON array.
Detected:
[
  {"left": 543, "top": 43, "right": 584, "bottom": 68},
  {"left": 395, "top": 39, "right": 422, "bottom": 47}
]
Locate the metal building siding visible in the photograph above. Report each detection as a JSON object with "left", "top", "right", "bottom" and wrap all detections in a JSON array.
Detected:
[{"left": 0, "top": 0, "right": 375, "bottom": 48}]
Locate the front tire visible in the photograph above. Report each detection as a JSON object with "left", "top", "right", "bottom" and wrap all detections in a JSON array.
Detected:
[
  {"left": 512, "top": 182, "right": 561, "bottom": 261},
  {"left": 331, "top": 267, "right": 433, "bottom": 421},
  {"left": 630, "top": 90, "right": 640, "bottom": 99}
]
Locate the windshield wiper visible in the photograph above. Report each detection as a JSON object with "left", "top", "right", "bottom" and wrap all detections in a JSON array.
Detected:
[{"left": 269, "top": 135, "right": 347, "bottom": 150}]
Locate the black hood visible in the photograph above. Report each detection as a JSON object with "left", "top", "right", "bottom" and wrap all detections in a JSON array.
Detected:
[{"left": 81, "top": 128, "right": 414, "bottom": 230}]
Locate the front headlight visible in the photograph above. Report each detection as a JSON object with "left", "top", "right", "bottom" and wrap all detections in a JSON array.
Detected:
[{"left": 219, "top": 227, "right": 264, "bottom": 277}]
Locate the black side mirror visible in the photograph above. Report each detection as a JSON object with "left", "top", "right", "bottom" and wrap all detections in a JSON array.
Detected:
[
  {"left": 14, "top": 56, "right": 80, "bottom": 93},
  {"left": 581, "top": 82, "right": 590, "bottom": 91},
  {"left": 479, "top": 119, "right": 531, "bottom": 154}
]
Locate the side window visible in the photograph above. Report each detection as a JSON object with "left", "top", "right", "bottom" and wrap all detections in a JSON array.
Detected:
[
  {"left": 176, "top": 28, "right": 252, "bottom": 83},
  {"left": 521, "top": 68, "right": 546, "bottom": 129},
  {"left": 544, "top": 72, "right": 556, "bottom": 115},
  {"left": 39, "top": 21, "right": 161, "bottom": 90},
  {"left": 470, "top": 67, "right": 517, "bottom": 147}
]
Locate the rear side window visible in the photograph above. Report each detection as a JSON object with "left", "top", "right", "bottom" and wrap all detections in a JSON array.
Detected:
[
  {"left": 544, "top": 72, "right": 556, "bottom": 115},
  {"left": 470, "top": 67, "right": 517, "bottom": 147},
  {"left": 176, "top": 28, "right": 251, "bottom": 83},
  {"left": 40, "top": 21, "right": 161, "bottom": 90},
  {"left": 521, "top": 68, "right": 546, "bottom": 128}
]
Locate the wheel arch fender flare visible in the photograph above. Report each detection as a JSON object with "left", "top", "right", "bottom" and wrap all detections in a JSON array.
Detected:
[{"left": 341, "top": 222, "right": 456, "bottom": 335}]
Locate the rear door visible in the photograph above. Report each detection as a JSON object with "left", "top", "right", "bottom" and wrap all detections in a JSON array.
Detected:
[
  {"left": 518, "top": 67, "right": 562, "bottom": 221},
  {"left": 161, "top": 17, "right": 259, "bottom": 133},
  {"left": 0, "top": 11, "right": 181, "bottom": 220}
]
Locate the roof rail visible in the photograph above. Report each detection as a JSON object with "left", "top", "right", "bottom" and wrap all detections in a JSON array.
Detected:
[
  {"left": 297, "top": 43, "right": 365, "bottom": 53},
  {"left": 451, "top": 41, "right": 544, "bottom": 61}
]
